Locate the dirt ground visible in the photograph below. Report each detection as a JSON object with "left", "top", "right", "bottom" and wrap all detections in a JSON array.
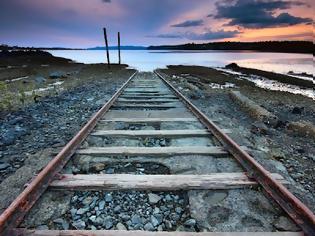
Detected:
[
  {"left": 159, "top": 65, "right": 315, "bottom": 213},
  {"left": 0, "top": 51, "right": 135, "bottom": 214}
]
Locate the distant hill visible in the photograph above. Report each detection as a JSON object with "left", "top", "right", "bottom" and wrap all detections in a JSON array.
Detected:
[
  {"left": 148, "top": 41, "right": 313, "bottom": 54},
  {"left": 88, "top": 46, "right": 147, "bottom": 50},
  {"left": 0, "top": 44, "right": 146, "bottom": 51}
]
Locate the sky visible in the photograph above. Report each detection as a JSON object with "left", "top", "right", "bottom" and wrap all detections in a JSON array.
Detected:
[{"left": 0, "top": 0, "right": 313, "bottom": 47}]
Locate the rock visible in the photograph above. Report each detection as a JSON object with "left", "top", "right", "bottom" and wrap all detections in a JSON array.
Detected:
[
  {"left": 131, "top": 214, "right": 142, "bottom": 225},
  {"left": 184, "top": 218, "right": 196, "bottom": 227},
  {"left": 8, "top": 116, "right": 24, "bottom": 125},
  {"left": 116, "top": 222, "right": 127, "bottom": 230},
  {"left": 274, "top": 216, "right": 299, "bottom": 231},
  {"left": 176, "top": 225, "right": 187, "bottom": 231},
  {"left": 175, "top": 207, "right": 183, "bottom": 214},
  {"left": 1, "top": 130, "right": 16, "bottom": 145},
  {"left": 291, "top": 107, "right": 304, "bottom": 114},
  {"left": 53, "top": 218, "right": 64, "bottom": 224},
  {"left": 104, "top": 217, "right": 113, "bottom": 229},
  {"left": 114, "top": 205, "right": 121, "bottom": 213},
  {"left": 159, "top": 139, "right": 166, "bottom": 146},
  {"left": 36, "top": 225, "right": 49, "bottom": 230},
  {"left": 89, "top": 215, "right": 96, "bottom": 223},
  {"left": 62, "top": 221, "right": 69, "bottom": 230},
  {"left": 120, "top": 214, "right": 130, "bottom": 221},
  {"left": 34, "top": 76, "right": 46, "bottom": 84},
  {"left": 94, "top": 216, "right": 104, "bottom": 226},
  {"left": 49, "top": 71, "right": 65, "bottom": 79},
  {"left": 99, "top": 200, "right": 105, "bottom": 210},
  {"left": 144, "top": 222, "right": 155, "bottom": 231},
  {"left": 72, "top": 219, "right": 86, "bottom": 229},
  {"left": 225, "top": 63, "right": 240, "bottom": 70},
  {"left": 70, "top": 208, "right": 77, "bottom": 217},
  {"left": 165, "top": 194, "right": 172, "bottom": 201},
  {"left": 250, "top": 122, "right": 269, "bottom": 135},
  {"left": 82, "top": 196, "right": 93, "bottom": 206},
  {"left": 151, "top": 215, "right": 160, "bottom": 227},
  {"left": 91, "top": 163, "right": 106, "bottom": 172},
  {"left": 106, "top": 168, "right": 115, "bottom": 174},
  {"left": 76, "top": 207, "right": 89, "bottom": 215},
  {"left": 0, "top": 163, "right": 11, "bottom": 171},
  {"left": 153, "top": 207, "right": 160, "bottom": 214},
  {"left": 164, "top": 220, "right": 172, "bottom": 229},
  {"left": 148, "top": 193, "right": 161, "bottom": 204},
  {"left": 105, "top": 193, "right": 113, "bottom": 202}
]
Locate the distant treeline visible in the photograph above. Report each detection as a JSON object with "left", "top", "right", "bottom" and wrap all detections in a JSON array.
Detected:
[
  {"left": 148, "top": 41, "right": 314, "bottom": 54},
  {"left": 0, "top": 44, "right": 81, "bottom": 51},
  {"left": 2, "top": 41, "right": 314, "bottom": 54}
]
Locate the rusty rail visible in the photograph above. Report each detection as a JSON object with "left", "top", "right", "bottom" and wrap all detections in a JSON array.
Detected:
[
  {"left": 0, "top": 71, "right": 137, "bottom": 235},
  {"left": 155, "top": 71, "right": 315, "bottom": 235}
]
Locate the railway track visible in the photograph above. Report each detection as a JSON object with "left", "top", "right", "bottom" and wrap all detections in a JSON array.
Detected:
[{"left": 0, "top": 71, "right": 314, "bottom": 235}]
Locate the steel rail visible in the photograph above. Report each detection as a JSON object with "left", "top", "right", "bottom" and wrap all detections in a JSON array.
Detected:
[
  {"left": 0, "top": 71, "right": 138, "bottom": 235},
  {"left": 155, "top": 70, "right": 315, "bottom": 235}
]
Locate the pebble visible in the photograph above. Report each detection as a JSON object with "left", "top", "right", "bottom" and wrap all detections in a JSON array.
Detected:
[
  {"left": 144, "top": 222, "right": 155, "bottom": 231},
  {"left": 164, "top": 220, "right": 173, "bottom": 229},
  {"left": 0, "top": 163, "right": 11, "bottom": 171},
  {"left": 114, "top": 205, "right": 121, "bottom": 213},
  {"left": 72, "top": 219, "right": 86, "bottom": 229},
  {"left": 151, "top": 215, "right": 160, "bottom": 227},
  {"left": 116, "top": 222, "right": 127, "bottom": 230},
  {"left": 184, "top": 218, "right": 196, "bottom": 227},
  {"left": 104, "top": 217, "right": 113, "bottom": 229},
  {"left": 105, "top": 193, "right": 113, "bottom": 202},
  {"left": 148, "top": 193, "right": 162, "bottom": 204},
  {"left": 99, "top": 200, "right": 105, "bottom": 210},
  {"left": 131, "top": 214, "right": 142, "bottom": 225},
  {"left": 76, "top": 207, "right": 89, "bottom": 215}
]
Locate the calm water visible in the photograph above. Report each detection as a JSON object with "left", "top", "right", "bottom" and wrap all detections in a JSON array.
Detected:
[{"left": 47, "top": 50, "right": 314, "bottom": 76}]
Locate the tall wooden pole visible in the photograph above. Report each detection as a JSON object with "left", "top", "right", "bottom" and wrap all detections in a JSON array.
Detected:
[
  {"left": 103, "top": 27, "right": 110, "bottom": 69},
  {"left": 118, "top": 32, "right": 121, "bottom": 64}
]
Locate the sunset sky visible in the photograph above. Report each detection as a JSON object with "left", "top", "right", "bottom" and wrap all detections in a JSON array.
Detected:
[{"left": 0, "top": 0, "right": 313, "bottom": 47}]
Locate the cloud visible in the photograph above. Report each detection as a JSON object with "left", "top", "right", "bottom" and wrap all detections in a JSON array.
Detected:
[
  {"left": 147, "top": 33, "right": 183, "bottom": 38},
  {"left": 215, "top": 0, "right": 312, "bottom": 28},
  {"left": 171, "top": 19, "right": 203, "bottom": 27},
  {"left": 148, "top": 29, "right": 239, "bottom": 40},
  {"left": 184, "top": 29, "right": 240, "bottom": 40},
  {"left": 102, "top": 0, "right": 111, "bottom": 2}
]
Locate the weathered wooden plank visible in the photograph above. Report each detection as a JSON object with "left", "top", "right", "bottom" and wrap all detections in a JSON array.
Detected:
[
  {"left": 120, "top": 96, "right": 177, "bottom": 99},
  {"left": 104, "top": 110, "right": 195, "bottom": 119},
  {"left": 117, "top": 99, "right": 179, "bottom": 103},
  {"left": 91, "top": 129, "right": 211, "bottom": 137},
  {"left": 76, "top": 146, "right": 228, "bottom": 156},
  {"left": 92, "top": 129, "right": 232, "bottom": 136},
  {"left": 121, "top": 93, "right": 172, "bottom": 96},
  {"left": 99, "top": 117, "right": 199, "bottom": 123},
  {"left": 49, "top": 173, "right": 288, "bottom": 191},
  {"left": 15, "top": 229, "right": 304, "bottom": 236},
  {"left": 113, "top": 104, "right": 180, "bottom": 109}
]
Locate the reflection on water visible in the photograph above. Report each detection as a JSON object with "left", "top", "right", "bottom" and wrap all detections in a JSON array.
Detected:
[{"left": 47, "top": 50, "right": 314, "bottom": 77}]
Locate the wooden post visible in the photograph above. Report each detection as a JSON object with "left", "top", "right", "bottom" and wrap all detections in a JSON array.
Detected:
[
  {"left": 118, "top": 32, "right": 121, "bottom": 64},
  {"left": 103, "top": 27, "right": 110, "bottom": 69}
]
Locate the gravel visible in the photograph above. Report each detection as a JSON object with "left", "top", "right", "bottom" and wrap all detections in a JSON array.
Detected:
[
  {"left": 0, "top": 70, "right": 133, "bottom": 182},
  {"left": 48, "top": 190, "right": 197, "bottom": 231}
]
